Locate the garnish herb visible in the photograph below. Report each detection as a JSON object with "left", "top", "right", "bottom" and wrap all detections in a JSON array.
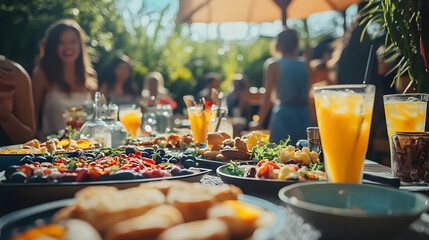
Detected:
[{"left": 223, "top": 161, "right": 245, "bottom": 176}]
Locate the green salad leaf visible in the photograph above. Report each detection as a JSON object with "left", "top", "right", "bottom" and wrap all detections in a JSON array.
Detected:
[
  {"left": 222, "top": 161, "right": 245, "bottom": 176},
  {"left": 251, "top": 136, "right": 291, "bottom": 161},
  {"left": 309, "top": 162, "right": 324, "bottom": 171}
]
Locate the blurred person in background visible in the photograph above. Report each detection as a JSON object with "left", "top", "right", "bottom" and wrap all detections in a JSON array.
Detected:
[
  {"left": 0, "top": 55, "right": 36, "bottom": 146},
  {"left": 225, "top": 73, "right": 250, "bottom": 118},
  {"left": 141, "top": 71, "right": 169, "bottom": 102},
  {"left": 196, "top": 72, "right": 221, "bottom": 102},
  {"left": 254, "top": 29, "right": 311, "bottom": 144},
  {"left": 100, "top": 54, "right": 140, "bottom": 105},
  {"left": 32, "top": 19, "right": 97, "bottom": 140}
]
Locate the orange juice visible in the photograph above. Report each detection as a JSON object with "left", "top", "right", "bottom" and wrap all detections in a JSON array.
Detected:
[
  {"left": 188, "top": 106, "right": 212, "bottom": 143},
  {"left": 314, "top": 85, "right": 375, "bottom": 183},
  {"left": 383, "top": 94, "right": 428, "bottom": 169},
  {"left": 385, "top": 102, "right": 427, "bottom": 138},
  {"left": 120, "top": 112, "right": 141, "bottom": 138}
]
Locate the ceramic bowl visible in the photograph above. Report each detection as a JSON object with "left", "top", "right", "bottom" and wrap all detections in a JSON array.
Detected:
[{"left": 279, "top": 182, "right": 429, "bottom": 239}]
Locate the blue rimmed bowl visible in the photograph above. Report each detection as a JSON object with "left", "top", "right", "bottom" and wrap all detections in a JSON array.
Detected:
[{"left": 279, "top": 182, "right": 429, "bottom": 239}]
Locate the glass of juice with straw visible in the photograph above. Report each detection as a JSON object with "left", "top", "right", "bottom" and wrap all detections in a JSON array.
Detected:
[
  {"left": 383, "top": 93, "right": 428, "bottom": 171},
  {"left": 119, "top": 104, "right": 142, "bottom": 138},
  {"left": 314, "top": 84, "right": 375, "bottom": 183},
  {"left": 187, "top": 105, "right": 212, "bottom": 143}
]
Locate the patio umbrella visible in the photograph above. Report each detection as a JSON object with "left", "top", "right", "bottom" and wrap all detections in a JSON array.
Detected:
[{"left": 178, "top": 0, "right": 363, "bottom": 27}]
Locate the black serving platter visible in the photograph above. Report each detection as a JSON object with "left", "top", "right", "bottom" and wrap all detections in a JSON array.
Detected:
[{"left": 0, "top": 194, "right": 286, "bottom": 240}]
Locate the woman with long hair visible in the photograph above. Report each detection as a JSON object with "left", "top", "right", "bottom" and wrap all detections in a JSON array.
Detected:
[
  {"left": 255, "top": 29, "right": 311, "bottom": 143},
  {"left": 32, "top": 19, "right": 97, "bottom": 139},
  {"left": 100, "top": 55, "right": 139, "bottom": 105}
]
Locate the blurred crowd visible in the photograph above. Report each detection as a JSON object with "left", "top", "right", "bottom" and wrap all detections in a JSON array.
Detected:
[{"left": 1, "top": 13, "right": 401, "bottom": 162}]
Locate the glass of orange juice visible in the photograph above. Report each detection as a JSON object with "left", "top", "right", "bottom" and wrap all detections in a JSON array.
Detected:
[
  {"left": 314, "top": 84, "right": 375, "bottom": 183},
  {"left": 187, "top": 106, "right": 212, "bottom": 143},
  {"left": 383, "top": 93, "right": 428, "bottom": 170},
  {"left": 119, "top": 104, "right": 142, "bottom": 138}
]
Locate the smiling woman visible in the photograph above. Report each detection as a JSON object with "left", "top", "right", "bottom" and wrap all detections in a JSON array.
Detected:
[{"left": 32, "top": 19, "right": 98, "bottom": 140}]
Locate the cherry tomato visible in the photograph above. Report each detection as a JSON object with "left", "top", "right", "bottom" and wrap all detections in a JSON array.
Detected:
[{"left": 257, "top": 160, "right": 269, "bottom": 167}]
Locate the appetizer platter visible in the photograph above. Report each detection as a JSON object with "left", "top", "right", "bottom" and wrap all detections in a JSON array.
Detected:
[
  {"left": 217, "top": 140, "right": 326, "bottom": 194},
  {"left": 0, "top": 181, "right": 285, "bottom": 240},
  {"left": 0, "top": 138, "right": 100, "bottom": 171},
  {"left": 0, "top": 146, "right": 211, "bottom": 207}
]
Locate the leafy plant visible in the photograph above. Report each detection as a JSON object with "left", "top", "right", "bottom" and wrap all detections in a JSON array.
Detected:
[{"left": 360, "top": 0, "right": 429, "bottom": 92}]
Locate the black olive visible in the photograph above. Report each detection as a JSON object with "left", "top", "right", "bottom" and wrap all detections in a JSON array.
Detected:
[
  {"left": 97, "top": 174, "right": 112, "bottom": 181},
  {"left": 46, "top": 155, "right": 56, "bottom": 163},
  {"left": 5, "top": 165, "right": 19, "bottom": 180},
  {"left": 84, "top": 153, "right": 96, "bottom": 159},
  {"left": 96, "top": 152, "right": 105, "bottom": 159},
  {"left": 164, "top": 154, "right": 172, "bottom": 159},
  {"left": 125, "top": 147, "right": 136, "bottom": 155},
  {"left": 33, "top": 156, "right": 47, "bottom": 163},
  {"left": 27, "top": 176, "right": 48, "bottom": 183},
  {"left": 177, "top": 169, "right": 194, "bottom": 176},
  {"left": 183, "top": 159, "right": 196, "bottom": 168},
  {"left": 141, "top": 152, "right": 150, "bottom": 158},
  {"left": 156, "top": 149, "right": 165, "bottom": 157},
  {"left": 185, "top": 155, "right": 196, "bottom": 161},
  {"left": 19, "top": 156, "right": 33, "bottom": 165},
  {"left": 143, "top": 148, "right": 154, "bottom": 155},
  {"left": 113, "top": 171, "right": 135, "bottom": 180},
  {"left": 154, "top": 154, "right": 163, "bottom": 164},
  {"left": 70, "top": 149, "right": 84, "bottom": 158},
  {"left": 179, "top": 155, "right": 189, "bottom": 162},
  {"left": 9, "top": 172, "right": 27, "bottom": 183},
  {"left": 168, "top": 157, "right": 179, "bottom": 164},
  {"left": 161, "top": 157, "right": 169, "bottom": 163}
]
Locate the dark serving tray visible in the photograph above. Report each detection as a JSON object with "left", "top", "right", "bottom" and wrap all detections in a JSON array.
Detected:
[{"left": 0, "top": 168, "right": 211, "bottom": 212}]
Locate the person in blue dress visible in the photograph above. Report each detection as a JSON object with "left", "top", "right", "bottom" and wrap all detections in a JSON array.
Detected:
[{"left": 254, "top": 29, "right": 311, "bottom": 144}]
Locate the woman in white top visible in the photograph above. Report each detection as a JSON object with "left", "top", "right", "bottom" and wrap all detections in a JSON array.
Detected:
[
  {"left": 32, "top": 19, "right": 97, "bottom": 139},
  {"left": 141, "top": 71, "right": 169, "bottom": 102}
]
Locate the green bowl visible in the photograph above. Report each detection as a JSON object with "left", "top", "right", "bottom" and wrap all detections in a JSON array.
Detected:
[{"left": 279, "top": 182, "right": 429, "bottom": 239}]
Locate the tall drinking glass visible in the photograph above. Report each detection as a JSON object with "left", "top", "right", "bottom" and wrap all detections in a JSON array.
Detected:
[
  {"left": 119, "top": 104, "right": 142, "bottom": 138},
  {"left": 383, "top": 93, "right": 428, "bottom": 170},
  {"left": 187, "top": 106, "right": 212, "bottom": 143},
  {"left": 314, "top": 84, "right": 375, "bottom": 183}
]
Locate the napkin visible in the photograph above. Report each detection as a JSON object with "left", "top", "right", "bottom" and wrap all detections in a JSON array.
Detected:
[{"left": 363, "top": 171, "right": 401, "bottom": 188}]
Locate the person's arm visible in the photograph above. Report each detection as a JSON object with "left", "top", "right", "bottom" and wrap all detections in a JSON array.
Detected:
[
  {"left": 255, "top": 62, "right": 279, "bottom": 129},
  {"left": 0, "top": 60, "right": 36, "bottom": 143}
]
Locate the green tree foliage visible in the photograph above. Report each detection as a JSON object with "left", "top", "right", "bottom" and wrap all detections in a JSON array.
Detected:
[{"left": 0, "top": 0, "right": 272, "bottom": 113}]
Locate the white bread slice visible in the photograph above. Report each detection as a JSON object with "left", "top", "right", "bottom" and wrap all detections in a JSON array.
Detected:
[{"left": 105, "top": 205, "right": 184, "bottom": 240}]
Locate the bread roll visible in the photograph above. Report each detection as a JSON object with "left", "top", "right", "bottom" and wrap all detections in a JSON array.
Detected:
[
  {"left": 208, "top": 201, "right": 260, "bottom": 239},
  {"left": 156, "top": 219, "right": 229, "bottom": 240},
  {"left": 139, "top": 180, "right": 191, "bottom": 196},
  {"left": 105, "top": 205, "right": 184, "bottom": 240},
  {"left": 55, "top": 186, "right": 166, "bottom": 233},
  {"left": 166, "top": 186, "right": 213, "bottom": 222},
  {"left": 207, "top": 133, "right": 224, "bottom": 147},
  {"left": 60, "top": 219, "right": 102, "bottom": 240}
]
